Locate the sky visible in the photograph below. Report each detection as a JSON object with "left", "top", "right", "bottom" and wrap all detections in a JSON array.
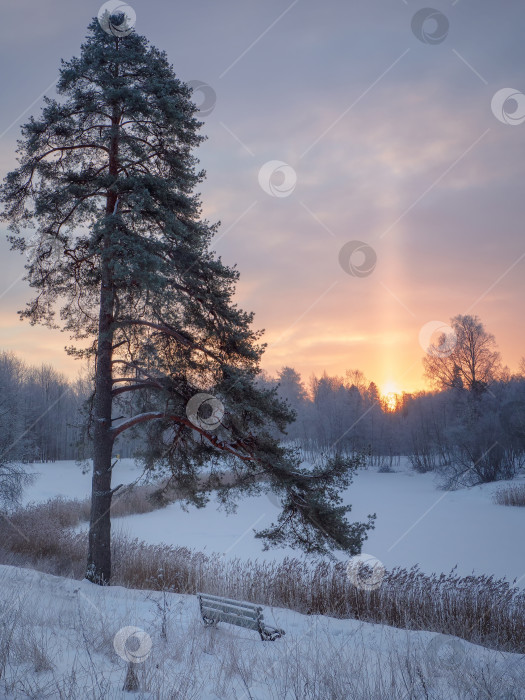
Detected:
[{"left": 0, "top": 0, "right": 524, "bottom": 395}]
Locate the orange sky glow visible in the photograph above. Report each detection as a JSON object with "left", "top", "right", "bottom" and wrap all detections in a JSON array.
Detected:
[{"left": 1, "top": 1, "right": 524, "bottom": 396}]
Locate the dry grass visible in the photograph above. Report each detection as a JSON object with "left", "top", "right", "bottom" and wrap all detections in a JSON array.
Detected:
[
  {"left": 1, "top": 496, "right": 524, "bottom": 656},
  {"left": 2, "top": 481, "right": 176, "bottom": 531},
  {"left": 113, "top": 543, "right": 525, "bottom": 654},
  {"left": 493, "top": 483, "right": 525, "bottom": 507}
]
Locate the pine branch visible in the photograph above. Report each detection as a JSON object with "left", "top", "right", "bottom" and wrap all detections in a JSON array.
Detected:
[
  {"left": 112, "top": 381, "right": 163, "bottom": 396},
  {"left": 114, "top": 319, "right": 223, "bottom": 362},
  {"left": 109, "top": 411, "right": 255, "bottom": 462}
]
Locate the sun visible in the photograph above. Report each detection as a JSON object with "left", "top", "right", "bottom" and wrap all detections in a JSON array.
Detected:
[{"left": 380, "top": 381, "right": 400, "bottom": 412}]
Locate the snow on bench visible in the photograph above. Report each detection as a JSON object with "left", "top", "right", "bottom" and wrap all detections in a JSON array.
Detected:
[{"left": 197, "top": 592, "right": 285, "bottom": 641}]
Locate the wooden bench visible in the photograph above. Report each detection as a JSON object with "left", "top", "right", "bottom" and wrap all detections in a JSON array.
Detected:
[{"left": 197, "top": 592, "right": 285, "bottom": 641}]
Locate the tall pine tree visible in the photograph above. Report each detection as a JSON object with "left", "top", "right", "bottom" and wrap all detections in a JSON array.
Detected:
[{"left": 1, "top": 18, "right": 374, "bottom": 584}]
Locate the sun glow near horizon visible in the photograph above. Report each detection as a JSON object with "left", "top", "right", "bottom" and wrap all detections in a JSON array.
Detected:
[{"left": 380, "top": 380, "right": 401, "bottom": 411}]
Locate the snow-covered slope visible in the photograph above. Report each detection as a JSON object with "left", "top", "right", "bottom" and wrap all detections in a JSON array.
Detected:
[{"left": 0, "top": 564, "right": 522, "bottom": 699}]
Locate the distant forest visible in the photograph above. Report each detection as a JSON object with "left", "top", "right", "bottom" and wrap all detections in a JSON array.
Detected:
[{"left": 1, "top": 325, "right": 525, "bottom": 488}]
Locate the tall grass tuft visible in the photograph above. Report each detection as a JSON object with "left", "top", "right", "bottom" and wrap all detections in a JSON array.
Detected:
[{"left": 493, "top": 483, "right": 525, "bottom": 507}]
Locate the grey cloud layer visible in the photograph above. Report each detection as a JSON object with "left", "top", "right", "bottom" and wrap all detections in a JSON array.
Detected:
[{"left": 0, "top": 0, "right": 523, "bottom": 386}]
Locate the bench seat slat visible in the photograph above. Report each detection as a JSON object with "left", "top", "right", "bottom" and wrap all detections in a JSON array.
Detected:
[{"left": 201, "top": 609, "right": 261, "bottom": 631}]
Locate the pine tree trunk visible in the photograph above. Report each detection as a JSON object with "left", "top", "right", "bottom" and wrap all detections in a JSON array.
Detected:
[
  {"left": 86, "top": 95, "right": 120, "bottom": 584},
  {"left": 86, "top": 273, "right": 115, "bottom": 583}
]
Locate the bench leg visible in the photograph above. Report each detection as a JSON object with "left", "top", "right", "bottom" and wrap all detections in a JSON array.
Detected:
[
  {"left": 202, "top": 616, "right": 218, "bottom": 628},
  {"left": 260, "top": 629, "right": 277, "bottom": 641},
  {"left": 259, "top": 626, "right": 284, "bottom": 641}
]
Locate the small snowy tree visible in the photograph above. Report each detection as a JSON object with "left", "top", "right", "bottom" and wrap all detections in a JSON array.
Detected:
[{"left": 1, "top": 19, "right": 373, "bottom": 584}]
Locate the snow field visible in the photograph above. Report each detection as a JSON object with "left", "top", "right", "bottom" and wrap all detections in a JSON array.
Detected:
[{"left": 22, "top": 458, "right": 524, "bottom": 586}]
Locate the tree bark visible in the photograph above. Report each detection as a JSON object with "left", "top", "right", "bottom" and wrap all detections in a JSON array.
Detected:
[
  {"left": 86, "top": 257, "right": 115, "bottom": 584},
  {"left": 86, "top": 90, "right": 120, "bottom": 584}
]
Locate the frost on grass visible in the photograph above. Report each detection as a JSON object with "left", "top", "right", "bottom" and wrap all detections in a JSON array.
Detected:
[{"left": 0, "top": 565, "right": 523, "bottom": 700}]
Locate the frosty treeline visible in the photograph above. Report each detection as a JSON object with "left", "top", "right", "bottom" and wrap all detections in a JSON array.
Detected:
[
  {"left": 0, "top": 351, "right": 141, "bottom": 463},
  {"left": 0, "top": 351, "right": 85, "bottom": 462},
  {"left": 260, "top": 315, "right": 525, "bottom": 487},
  {"left": 2, "top": 341, "right": 524, "bottom": 488},
  {"left": 263, "top": 363, "right": 525, "bottom": 486}
]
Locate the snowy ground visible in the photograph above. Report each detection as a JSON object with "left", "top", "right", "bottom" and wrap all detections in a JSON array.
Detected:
[
  {"left": 0, "top": 564, "right": 523, "bottom": 699},
  {"left": 22, "top": 458, "right": 525, "bottom": 586}
]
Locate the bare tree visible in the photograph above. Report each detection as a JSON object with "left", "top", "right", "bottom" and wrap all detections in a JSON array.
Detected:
[
  {"left": 423, "top": 315, "right": 501, "bottom": 395},
  {"left": 344, "top": 369, "right": 368, "bottom": 394}
]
